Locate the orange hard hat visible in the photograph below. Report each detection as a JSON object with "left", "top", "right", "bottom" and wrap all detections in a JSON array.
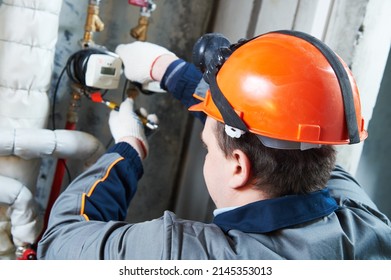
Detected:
[{"left": 189, "top": 30, "right": 367, "bottom": 149}]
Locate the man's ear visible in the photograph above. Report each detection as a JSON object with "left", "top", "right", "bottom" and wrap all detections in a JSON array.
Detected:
[{"left": 228, "top": 149, "right": 251, "bottom": 189}]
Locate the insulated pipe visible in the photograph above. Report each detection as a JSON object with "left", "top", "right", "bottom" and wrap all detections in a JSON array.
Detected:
[
  {"left": 0, "top": 0, "right": 63, "bottom": 258},
  {"left": 0, "top": 0, "right": 61, "bottom": 189},
  {"left": 0, "top": 126, "right": 105, "bottom": 257},
  {"left": 42, "top": 88, "right": 95, "bottom": 235},
  {"left": 0, "top": 128, "right": 105, "bottom": 166},
  {"left": 0, "top": 175, "right": 40, "bottom": 251}
]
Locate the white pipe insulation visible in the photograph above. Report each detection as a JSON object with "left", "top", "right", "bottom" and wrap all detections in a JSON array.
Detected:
[
  {"left": 0, "top": 128, "right": 105, "bottom": 256},
  {"left": 0, "top": 0, "right": 105, "bottom": 258},
  {"left": 0, "top": 175, "right": 41, "bottom": 252},
  {"left": 0, "top": 128, "right": 105, "bottom": 166}
]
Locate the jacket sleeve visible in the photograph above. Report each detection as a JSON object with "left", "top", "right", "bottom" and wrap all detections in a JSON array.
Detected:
[
  {"left": 161, "top": 59, "right": 206, "bottom": 123},
  {"left": 37, "top": 142, "right": 144, "bottom": 259}
]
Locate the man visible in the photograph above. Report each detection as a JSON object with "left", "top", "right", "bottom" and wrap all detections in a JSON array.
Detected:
[{"left": 37, "top": 30, "right": 391, "bottom": 259}]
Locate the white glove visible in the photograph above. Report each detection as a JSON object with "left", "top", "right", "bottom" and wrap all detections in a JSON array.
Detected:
[
  {"left": 137, "top": 107, "right": 159, "bottom": 133},
  {"left": 109, "top": 98, "right": 148, "bottom": 157},
  {"left": 115, "top": 41, "right": 176, "bottom": 83}
]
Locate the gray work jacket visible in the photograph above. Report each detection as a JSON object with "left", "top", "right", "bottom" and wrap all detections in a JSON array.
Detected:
[{"left": 37, "top": 143, "right": 391, "bottom": 259}]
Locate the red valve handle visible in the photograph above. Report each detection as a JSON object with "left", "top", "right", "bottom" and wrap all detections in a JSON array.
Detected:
[
  {"left": 17, "top": 248, "right": 37, "bottom": 260},
  {"left": 128, "top": 0, "right": 148, "bottom": 7}
]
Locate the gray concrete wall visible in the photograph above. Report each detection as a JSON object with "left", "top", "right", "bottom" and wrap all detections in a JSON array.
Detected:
[{"left": 357, "top": 47, "right": 391, "bottom": 218}]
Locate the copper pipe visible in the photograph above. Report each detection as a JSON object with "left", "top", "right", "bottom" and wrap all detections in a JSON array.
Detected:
[{"left": 66, "top": 85, "right": 82, "bottom": 125}]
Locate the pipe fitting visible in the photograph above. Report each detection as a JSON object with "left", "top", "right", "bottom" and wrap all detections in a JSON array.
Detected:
[
  {"left": 66, "top": 87, "right": 82, "bottom": 125},
  {"left": 81, "top": 3, "right": 104, "bottom": 47},
  {"left": 130, "top": 16, "right": 149, "bottom": 41}
]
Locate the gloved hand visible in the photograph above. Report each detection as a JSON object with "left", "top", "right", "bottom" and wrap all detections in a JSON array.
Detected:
[
  {"left": 137, "top": 107, "right": 159, "bottom": 137},
  {"left": 115, "top": 41, "right": 177, "bottom": 83},
  {"left": 109, "top": 98, "right": 149, "bottom": 158}
]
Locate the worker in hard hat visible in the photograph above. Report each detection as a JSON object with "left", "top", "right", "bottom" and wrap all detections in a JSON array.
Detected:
[{"left": 38, "top": 31, "right": 391, "bottom": 259}]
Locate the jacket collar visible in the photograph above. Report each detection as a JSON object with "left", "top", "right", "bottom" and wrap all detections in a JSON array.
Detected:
[{"left": 213, "top": 188, "right": 338, "bottom": 233}]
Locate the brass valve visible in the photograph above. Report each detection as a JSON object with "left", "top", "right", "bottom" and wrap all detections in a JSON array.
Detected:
[
  {"left": 129, "top": 0, "right": 156, "bottom": 42},
  {"left": 130, "top": 16, "right": 149, "bottom": 42},
  {"left": 81, "top": 4, "right": 105, "bottom": 47}
]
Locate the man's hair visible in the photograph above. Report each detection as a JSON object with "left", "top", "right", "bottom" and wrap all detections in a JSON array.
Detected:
[{"left": 214, "top": 121, "right": 336, "bottom": 197}]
